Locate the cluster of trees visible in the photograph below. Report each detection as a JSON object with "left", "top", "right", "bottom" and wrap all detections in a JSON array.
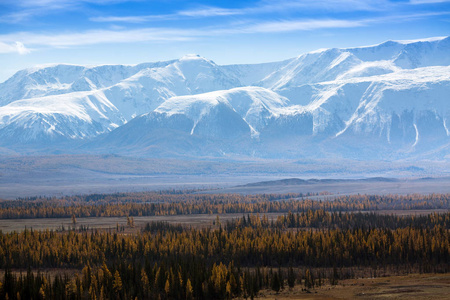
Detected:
[
  {"left": 1, "top": 210, "right": 450, "bottom": 299},
  {"left": 1, "top": 213, "right": 449, "bottom": 269},
  {"left": 1, "top": 261, "right": 333, "bottom": 300},
  {"left": 0, "top": 192, "right": 449, "bottom": 219},
  {"left": 0, "top": 193, "right": 300, "bottom": 219},
  {"left": 272, "top": 210, "right": 450, "bottom": 230}
]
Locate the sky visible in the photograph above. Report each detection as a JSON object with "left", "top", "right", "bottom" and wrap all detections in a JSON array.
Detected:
[{"left": 0, "top": 0, "right": 449, "bottom": 82}]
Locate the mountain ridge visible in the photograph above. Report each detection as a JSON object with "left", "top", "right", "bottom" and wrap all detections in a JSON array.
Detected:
[{"left": 0, "top": 36, "right": 449, "bottom": 160}]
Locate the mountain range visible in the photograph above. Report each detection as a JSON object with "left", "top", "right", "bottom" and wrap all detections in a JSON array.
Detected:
[{"left": 1, "top": 37, "right": 449, "bottom": 160}]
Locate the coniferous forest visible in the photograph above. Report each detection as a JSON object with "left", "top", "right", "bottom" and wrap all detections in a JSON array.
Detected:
[{"left": 0, "top": 192, "right": 449, "bottom": 299}]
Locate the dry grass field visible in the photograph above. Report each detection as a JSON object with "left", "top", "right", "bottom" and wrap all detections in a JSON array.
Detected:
[
  {"left": 0, "top": 209, "right": 448, "bottom": 233},
  {"left": 0, "top": 213, "right": 277, "bottom": 233},
  {"left": 255, "top": 273, "right": 450, "bottom": 299}
]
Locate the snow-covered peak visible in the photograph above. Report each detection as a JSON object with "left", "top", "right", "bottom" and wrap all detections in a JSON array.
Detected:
[
  {"left": 156, "top": 91, "right": 221, "bottom": 115},
  {"left": 176, "top": 54, "right": 217, "bottom": 70},
  {"left": 346, "top": 36, "right": 450, "bottom": 66},
  {"left": 155, "top": 87, "right": 288, "bottom": 116},
  {"left": 155, "top": 86, "right": 299, "bottom": 137},
  {"left": 394, "top": 36, "right": 450, "bottom": 68},
  {"left": 259, "top": 48, "right": 363, "bottom": 90},
  {"left": 170, "top": 54, "right": 242, "bottom": 94},
  {"left": 0, "top": 60, "right": 176, "bottom": 105},
  {"left": 179, "top": 54, "right": 207, "bottom": 61},
  {"left": 259, "top": 36, "right": 450, "bottom": 91},
  {"left": 0, "top": 91, "right": 125, "bottom": 144},
  {"left": 174, "top": 54, "right": 217, "bottom": 77},
  {"left": 385, "top": 36, "right": 447, "bottom": 45}
]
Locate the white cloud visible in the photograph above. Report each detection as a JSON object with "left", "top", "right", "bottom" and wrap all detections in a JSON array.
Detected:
[
  {"left": 0, "top": 18, "right": 367, "bottom": 49},
  {"left": 8, "top": 0, "right": 134, "bottom": 8},
  {"left": 1, "top": 0, "right": 138, "bottom": 23},
  {"left": 90, "top": 1, "right": 391, "bottom": 24},
  {"left": 0, "top": 29, "right": 197, "bottom": 48},
  {"left": 410, "top": 0, "right": 450, "bottom": 4},
  {"left": 90, "top": 14, "right": 174, "bottom": 23},
  {"left": 0, "top": 11, "right": 34, "bottom": 23},
  {"left": 90, "top": 7, "right": 244, "bottom": 23},
  {"left": 0, "top": 41, "right": 31, "bottom": 54},
  {"left": 1, "top": 11, "right": 447, "bottom": 49},
  {"left": 253, "top": 0, "right": 391, "bottom": 13},
  {"left": 178, "top": 7, "right": 242, "bottom": 17},
  {"left": 363, "top": 10, "right": 450, "bottom": 23},
  {"left": 239, "top": 19, "right": 365, "bottom": 33},
  {"left": 91, "top": 16, "right": 155, "bottom": 23},
  {"left": 15, "top": 41, "right": 31, "bottom": 54}
]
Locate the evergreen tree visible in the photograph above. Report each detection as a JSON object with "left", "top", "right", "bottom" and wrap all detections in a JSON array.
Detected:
[
  {"left": 271, "top": 272, "right": 281, "bottom": 293},
  {"left": 287, "top": 267, "right": 296, "bottom": 289}
]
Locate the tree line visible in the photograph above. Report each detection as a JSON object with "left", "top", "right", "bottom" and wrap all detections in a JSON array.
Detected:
[{"left": 0, "top": 192, "right": 449, "bottom": 219}]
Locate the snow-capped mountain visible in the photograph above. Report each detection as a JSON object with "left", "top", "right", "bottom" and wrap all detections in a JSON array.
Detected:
[
  {"left": 0, "top": 61, "right": 175, "bottom": 106},
  {"left": 102, "top": 54, "right": 242, "bottom": 120},
  {"left": 0, "top": 91, "right": 125, "bottom": 145},
  {"left": 1, "top": 36, "right": 449, "bottom": 159}
]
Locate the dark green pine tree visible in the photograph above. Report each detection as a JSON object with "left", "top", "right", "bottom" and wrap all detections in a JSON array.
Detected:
[
  {"left": 287, "top": 266, "right": 296, "bottom": 289},
  {"left": 271, "top": 271, "right": 281, "bottom": 293}
]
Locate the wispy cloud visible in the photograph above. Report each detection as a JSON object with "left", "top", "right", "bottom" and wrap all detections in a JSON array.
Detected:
[
  {"left": 90, "top": 7, "right": 244, "bottom": 23},
  {"left": 253, "top": 0, "right": 392, "bottom": 13},
  {"left": 0, "top": 20, "right": 362, "bottom": 54},
  {"left": 0, "top": 1, "right": 77, "bottom": 23},
  {"left": 1, "top": 10, "right": 447, "bottom": 51},
  {"left": 239, "top": 19, "right": 365, "bottom": 33},
  {"left": 4, "top": 0, "right": 73, "bottom": 9},
  {"left": 363, "top": 10, "right": 450, "bottom": 23},
  {"left": 0, "top": 18, "right": 368, "bottom": 49},
  {"left": 178, "top": 7, "right": 242, "bottom": 17},
  {"left": 410, "top": 0, "right": 450, "bottom": 4},
  {"left": 0, "top": 42, "right": 31, "bottom": 54},
  {"left": 0, "top": 0, "right": 138, "bottom": 23},
  {"left": 7, "top": 0, "right": 134, "bottom": 8},
  {"left": 90, "top": 0, "right": 391, "bottom": 24},
  {"left": 90, "top": 15, "right": 165, "bottom": 23},
  {"left": 0, "top": 28, "right": 196, "bottom": 48}
]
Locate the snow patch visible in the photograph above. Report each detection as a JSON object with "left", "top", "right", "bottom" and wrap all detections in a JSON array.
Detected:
[
  {"left": 412, "top": 123, "right": 419, "bottom": 147},
  {"left": 444, "top": 119, "right": 450, "bottom": 136}
]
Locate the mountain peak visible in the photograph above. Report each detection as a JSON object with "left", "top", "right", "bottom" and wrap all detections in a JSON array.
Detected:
[
  {"left": 179, "top": 54, "right": 208, "bottom": 61},
  {"left": 393, "top": 36, "right": 448, "bottom": 45},
  {"left": 176, "top": 54, "right": 217, "bottom": 68}
]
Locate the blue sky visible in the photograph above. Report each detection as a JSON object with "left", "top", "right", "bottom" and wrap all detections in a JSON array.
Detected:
[{"left": 0, "top": 0, "right": 449, "bottom": 82}]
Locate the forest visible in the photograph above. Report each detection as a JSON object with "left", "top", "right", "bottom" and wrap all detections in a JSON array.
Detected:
[
  {"left": 0, "top": 191, "right": 449, "bottom": 299},
  {"left": 0, "top": 192, "right": 449, "bottom": 219}
]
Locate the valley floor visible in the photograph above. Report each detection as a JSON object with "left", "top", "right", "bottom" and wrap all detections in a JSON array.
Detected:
[{"left": 1, "top": 155, "right": 450, "bottom": 199}]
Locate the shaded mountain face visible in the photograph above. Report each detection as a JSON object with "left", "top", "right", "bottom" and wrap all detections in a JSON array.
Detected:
[{"left": 0, "top": 37, "right": 449, "bottom": 160}]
